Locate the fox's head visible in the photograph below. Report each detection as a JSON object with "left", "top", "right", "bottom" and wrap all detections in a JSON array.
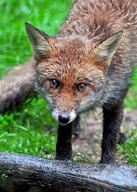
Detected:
[{"left": 25, "top": 23, "right": 122, "bottom": 125}]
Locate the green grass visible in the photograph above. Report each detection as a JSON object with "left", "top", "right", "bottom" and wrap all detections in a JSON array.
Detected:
[
  {"left": 117, "top": 127, "right": 137, "bottom": 166},
  {"left": 0, "top": 0, "right": 72, "bottom": 76},
  {"left": 0, "top": 0, "right": 137, "bottom": 165},
  {"left": 0, "top": 97, "right": 57, "bottom": 158},
  {"left": 124, "top": 67, "right": 137, "bottom": 109}
]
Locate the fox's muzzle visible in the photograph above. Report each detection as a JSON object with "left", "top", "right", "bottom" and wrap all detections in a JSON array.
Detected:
[
  {"left": 52, "top": 109, "right": 77, "bottom": 125},
  {"left": 58, "top": 113, "right": 70, "bottom": 124}
]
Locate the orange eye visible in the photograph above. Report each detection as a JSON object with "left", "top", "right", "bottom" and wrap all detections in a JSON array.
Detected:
[
  {"left": 77, "top": 83, "right": 87, "bottom": 92},
  {"left": 49, "top": 79, "right": 59, "bottom": 89}
]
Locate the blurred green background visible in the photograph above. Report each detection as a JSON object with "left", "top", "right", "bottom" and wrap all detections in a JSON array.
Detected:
[{"left": 0, "top": 0, "right": 136, "bottom": 165}]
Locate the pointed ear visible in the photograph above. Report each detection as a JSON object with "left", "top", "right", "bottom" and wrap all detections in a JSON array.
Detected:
[
  {"left": 25, "top": 23, "right": 52, "bottom": 60},
  {"left": 93, "top": 31, "right": 123, "bottom": 67}
]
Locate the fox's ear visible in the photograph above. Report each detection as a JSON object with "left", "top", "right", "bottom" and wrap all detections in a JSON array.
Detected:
[
  {"left": 93, "top": 31, "right": 123, "bottom": 67},
  {"left": 25, "top": 23, "right": 52, "bottom": 60}
]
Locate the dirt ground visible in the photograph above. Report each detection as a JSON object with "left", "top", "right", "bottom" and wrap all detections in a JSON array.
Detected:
[{"left": 73, "top": 108, "right": 137, "bottom": 164}]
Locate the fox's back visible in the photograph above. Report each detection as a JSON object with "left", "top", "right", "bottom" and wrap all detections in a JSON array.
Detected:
[{"left": 60, "top": 0, "right": 137, "bottom": 40}]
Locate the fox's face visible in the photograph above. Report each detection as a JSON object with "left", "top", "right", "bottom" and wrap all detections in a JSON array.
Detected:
[
  {"left": 35, "top": 39, "right": 106, "bottom": 124},
  {"left": 26, "top": 23, "right": 122, "bottom": 125}
]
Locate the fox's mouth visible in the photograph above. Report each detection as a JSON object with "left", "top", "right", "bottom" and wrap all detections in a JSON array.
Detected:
[{"left": 52, "top": 110, "right": 77, "bottom": 125}]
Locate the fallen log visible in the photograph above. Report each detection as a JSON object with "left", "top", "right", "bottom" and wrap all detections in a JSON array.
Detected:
[
  {"left": 0, "top": 152, "right": 136, "bottom": 192},
  {"left": 0, "top": 57, "right": 36, "bottom": 113}
]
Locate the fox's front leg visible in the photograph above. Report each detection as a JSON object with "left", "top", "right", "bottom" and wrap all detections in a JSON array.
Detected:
[
  {"left": 55, "top": 122, "right": 73, "bottom": 160},
  {"left": 100, "top": 101, "right": 124, "bottom": 164},
  {"left": 55, "top": 115, "right": 80, "bottom": 160}
]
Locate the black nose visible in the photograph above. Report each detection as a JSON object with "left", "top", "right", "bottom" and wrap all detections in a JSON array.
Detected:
[{"left": 58, "top": 113, "right": 70, "bottom": 124}]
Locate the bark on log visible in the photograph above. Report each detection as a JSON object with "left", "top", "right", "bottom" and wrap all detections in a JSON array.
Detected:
[{"left": 0, "top": 152, "right": 136, "bottom": 192}]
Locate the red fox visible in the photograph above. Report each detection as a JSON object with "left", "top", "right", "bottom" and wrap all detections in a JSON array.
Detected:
[{"left": 0, "top": 0, "right": 137, "bottom": 163}]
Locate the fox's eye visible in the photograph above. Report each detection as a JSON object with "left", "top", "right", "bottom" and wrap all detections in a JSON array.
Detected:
[
  {"left": 49, "top": 79, "right": 59, "bottom": 89},
  {"left": 77, "top": 83, "right": 87, "bottom": 92}
]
